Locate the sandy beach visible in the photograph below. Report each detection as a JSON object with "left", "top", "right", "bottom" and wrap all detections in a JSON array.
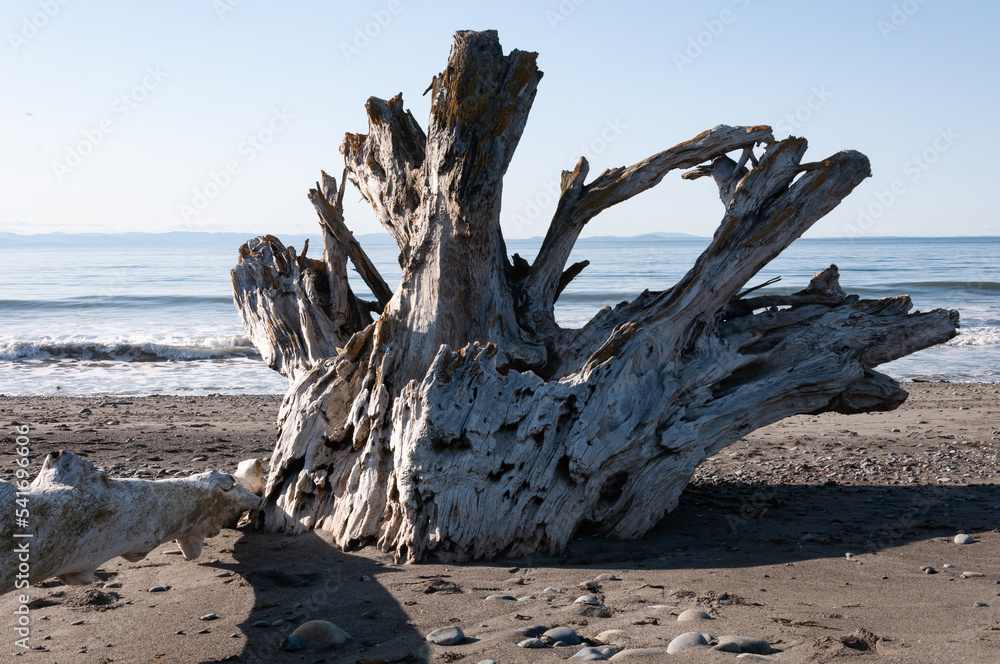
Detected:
[{"left": 2, "top": 382, "right": 998, "bottom": 663}]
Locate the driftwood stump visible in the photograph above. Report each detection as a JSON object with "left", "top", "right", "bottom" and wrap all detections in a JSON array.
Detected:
[{"left": 232, "top": 30, "right": 958, "bottom": 562}]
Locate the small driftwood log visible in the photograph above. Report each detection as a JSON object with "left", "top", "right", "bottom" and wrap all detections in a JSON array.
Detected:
[
  {"left": 0, "top": 452, "right": 262, "bottom": 595},
  {"left": 231, "top": 30, "right": 959, "bottom": 562}
]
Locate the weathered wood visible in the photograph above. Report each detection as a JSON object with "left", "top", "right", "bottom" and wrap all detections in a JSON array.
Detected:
[
  {"left": 232, "top": 30, "right": 960, "bottom": 562},
  {"left": 0, "top": 452, "right": 261, "bottom": 595}
]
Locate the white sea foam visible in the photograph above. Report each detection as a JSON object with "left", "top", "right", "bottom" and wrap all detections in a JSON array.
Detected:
[{"left": 946, "top": 326, "right": 1000, "bottom": 347}]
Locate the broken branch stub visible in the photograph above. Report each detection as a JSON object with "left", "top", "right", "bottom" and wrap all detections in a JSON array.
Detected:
[{"left": 232, "top": 30, "right": 959, "bottom": 561}]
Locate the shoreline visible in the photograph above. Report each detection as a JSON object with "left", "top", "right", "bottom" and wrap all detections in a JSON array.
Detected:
[{"left": 2, "top": 383, "right": 999, "bottom": 662}]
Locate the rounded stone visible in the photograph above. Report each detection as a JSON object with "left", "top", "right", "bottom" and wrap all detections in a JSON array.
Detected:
[
  {"left": 572, "top": 646, "right": 608, "bottom": 660},
  {"left": 516, "top": 624, "right": 547, "bottom": 638},
  {"left": 477, "top": 661, "right": 498, "bottom": 664},
  {"left": 543, "top": 626, "right": 582, "bottom": 646},
  {"left": 736, "top": 655, "right": 775, "bottom": 661},
  {"left": 667, "top": 631, "right": 709, "bottom": 654},
  {"left": 574, "top": 595, "right": 601, "bottom": 605},
  {"left": 485, "top": 594, "right": 517, "bottom": 600},
  {"left": 717, "top": 635, "right": 773, "bottom": 655},
  {"left": 677, "top": 608, "right": 713, "bottom": 621},
  {"left": 955, "top": 533, "right": 975, "bottom": 544},
  {"left": 252, "top": 620, "right": 271, "bottom": 628},
  {"left": 426, "top": 626, "right": 465, "bottom": 646},
  {"left": 518, "top": 637, "right": 547, "bottom": 648},
  {"left": 288, "top": 620, "right": 350, "bottom": 651}
]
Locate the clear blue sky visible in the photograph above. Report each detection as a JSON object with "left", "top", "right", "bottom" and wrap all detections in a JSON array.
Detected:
[{"left": 2, "top": 0, "right": 997, "bottom": 238}]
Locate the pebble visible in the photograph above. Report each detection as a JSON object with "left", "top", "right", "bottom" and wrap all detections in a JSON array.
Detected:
[
  {"left": 974, "top": 602, "right": 989, "bottom": 607},
  {"left": 192, "top": 456, "right": 208, "bottom": 462},
  {"left": 426, "top": 626, "right": 464, "bottom": 646},
  {"left": 485, "top": 594, "right": 517, "bottom": 601},
  {"left": 148, "top": 586, "right": 167, "bottom": 593},
  {"left": 943, "top": 564, "right": 955, "bottom": 569},
  {"left": 961, "top": 572, "right": 986, "bottom": 578},
  {"left": 572, "top": 646, "right": 608, "bottom": 660},
  {"left": 544, "top": 587, "right": 564, "bottom": 593},
  {"left": 515, "top": 625, "right": 547, "bottom": 638},
  {"left": 70, "top": 620, "right": 84, "bottom": 626},
  {"left": 677, "top": 608, "right": 712, "bottom": 621},
  {"left": 736, "top": 655, "right": 775, "bottom": 661},
  {"left": 543, "top": 626, "right": 581, "bottom": 645},
  {"left": 518, "top": 637, "right": 547, "bottom": 648},
  {"left": 922, "top": 566, "right": 938, "bottom": 574},
  {"left": 597, "top": 629, "right": 627, "bottom": 643},
  {"left": 574, "top": 595, "right": 601, "bottom": 605},
  {"left": 79, "top": 408, "right": 92, "bottom": 415},
  {"left": 200, "top": 613, "right": 218, "bottom": 621},
  {"left": 716, "top": 635, "right": 773, "bottom": 655},
  {"left": 253, "top": 620, "right": 271, "bottom": 628},
  {"left": 477, "top": 661, "right": 498, "bottom": 664},
  {"left": 272, "top": 619, "right": 285, "bottom": 627},
  {"left": 285, "top": 621, "right": 350, "bottom": 651},
  {"left": 954, "top": 534, "right": 975, "bottom": 544},
  {"left": 517, "top": 595, "right": 536, "bottom": 601},
  {"left": 667, "top": 632, "right": 709, "bottom": 654}
]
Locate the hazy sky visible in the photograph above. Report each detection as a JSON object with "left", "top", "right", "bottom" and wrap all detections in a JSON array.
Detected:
[{"left": 2, "top": 0, "right": 997, "bottom": 239}]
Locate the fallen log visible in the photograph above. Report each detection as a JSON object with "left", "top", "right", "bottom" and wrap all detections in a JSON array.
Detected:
[
  {"left": 0, "top": 451, "right": 261, "bottom": 595},
  {"left": 232, "top": 30, "right": 959, "bottom": 561}
]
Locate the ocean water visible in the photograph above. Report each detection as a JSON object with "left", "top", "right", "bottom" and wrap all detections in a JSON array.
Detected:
[{"left": 1, "top": 233, "right": 997, "bottom": 395}]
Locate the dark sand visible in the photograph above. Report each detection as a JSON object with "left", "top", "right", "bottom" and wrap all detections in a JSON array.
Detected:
[{"left": 2, "top": 382, "right": 999, "bottom": 663}]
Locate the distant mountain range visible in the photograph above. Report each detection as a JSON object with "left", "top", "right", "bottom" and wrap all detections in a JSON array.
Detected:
[{"left": 0, "top": 230, "right": 707, "bottom": 247}]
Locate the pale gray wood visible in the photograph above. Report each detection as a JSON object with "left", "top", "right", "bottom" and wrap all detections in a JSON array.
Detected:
[
  {"left": 0, "top": 452, "right": 260, "bottom": 594},
  {"left": 232, "top": 30, "right": 960, "bottom": 562}
]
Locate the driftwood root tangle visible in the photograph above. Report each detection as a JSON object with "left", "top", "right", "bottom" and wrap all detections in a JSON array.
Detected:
[
  {"left": 0, "top": 452, "right": 261, "bottom": 595},
  {"left": 232, "top": 30, "right": 959, "bottom": 562}
]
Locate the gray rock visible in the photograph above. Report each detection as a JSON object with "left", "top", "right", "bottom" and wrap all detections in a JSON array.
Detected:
[
  {"left": 518, "top": 637, "right": 547, "bottom": 648},
  {"left": 543, "top": 626, "right": 581, "bottom": 645},
  {"left": 477, "top": 661, "right": 498, "bottom": 664},
  {"left": 572, "top": 646, "right": 607, "bottom": 660},
  {"left": 515, "top": 625, "right": 547, "bottom": 638},
  {"left": 252, "top": 620, "right": 270, "bottom": 628},
  {"left": 677, "top": 608, "right": 712, "bottom": 621},
  {"left": 192, "top": 456, "right": 208, "bottom": 462},
  {"left": 517, "top": 595, "right": 536, "bottom": 601},
  {"left": 574, "top": 595, "right": 601, "bottom": 605},
  {"left": 282, "top": 634, "right": 305, "bottom": 651},
  {"left": 485, "top": 594, "right": 517, "bottom": 600},
  {"left": 286, "top": 620, "right": 350, "bottom": 651},
  {"left": 148, "top": 586, "right": 167, "bottom": 593},
  {"left": 426, "top": 626, "right": 465, "bottom": 646},
  {"left": 79, "top": 408, "right": 92, "bottom": 415},
  {"left": 716, "top": 635, "right": 772, "bottom": 655},
  {"left": 667, "top": 631, "right": 709, "bottom": 654},
  {"left": 736, "top": 655, "right": 775, "bottom": 661},
  {"left": 199, "top": 613, "right": 218, "bottom": 621},
  {"left": 961, "top": 571, "right": 986, "bottom": 578},
  {"left": 544, "top": 586, "right": 564, "bottom": 593},
  {"left": 954, "top": 533, "right": 975, "bottom": 544}
]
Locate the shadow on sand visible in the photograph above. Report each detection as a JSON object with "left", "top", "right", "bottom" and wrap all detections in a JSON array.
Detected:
[{"left": 203, "top": 530, "right": 428, "bottom": 664}]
